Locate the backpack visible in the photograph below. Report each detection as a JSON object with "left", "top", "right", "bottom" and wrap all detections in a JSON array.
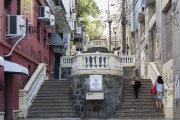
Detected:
[{"left": 150, "top": 84, "right": 156, "bottom": 94}]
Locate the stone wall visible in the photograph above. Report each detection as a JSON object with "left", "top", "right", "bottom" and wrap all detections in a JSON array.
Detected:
[
  {"left": 70, "top": 74, "right": 123, "bottom": 118},
  {"left": 61, "top": 67, "right": 71, "bottom": 79}
]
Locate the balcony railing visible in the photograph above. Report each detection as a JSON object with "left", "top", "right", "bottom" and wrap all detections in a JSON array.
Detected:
[
  {"left": 61, "top": 56, "right": 73, "bottom": 67},
  {"left": 121, "top": 55, "right": 135, "bottom": 66},
  {"left": 84, "top": 40, "right": 109, "bottom": 51},
  {"left": 71, "top": 52, "right": 123, "bottom": 76},
  {"left": 19, "top": 63, "right": 47, "bottom": 118}
]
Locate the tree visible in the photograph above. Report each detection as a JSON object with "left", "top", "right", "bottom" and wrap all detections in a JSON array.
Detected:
[{"left": 77, "top": 0, "right": 103, "bottom": 39}]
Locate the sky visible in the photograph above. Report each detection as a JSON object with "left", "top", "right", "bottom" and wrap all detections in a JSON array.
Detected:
[{"left": 94, "top": 0, "right": 120, "bottom": 37}]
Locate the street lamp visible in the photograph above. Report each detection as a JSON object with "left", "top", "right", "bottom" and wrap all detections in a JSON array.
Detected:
[
  {"left": 108, "top": 18, "right": 112, "bottom": 52},
  {"left": 80, "top": 17, "right": 85, "bottom": 52},
  {"left": 113, "top": 27, "right": 117, "bottom": 51}
]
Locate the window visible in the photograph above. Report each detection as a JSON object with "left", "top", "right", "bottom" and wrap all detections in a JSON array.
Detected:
[
  {"left": 4, "top": 0, "right": 11, "bottom": 9},
  {"left": 17, "top": 0, "right": 20, "bottom": 15}
]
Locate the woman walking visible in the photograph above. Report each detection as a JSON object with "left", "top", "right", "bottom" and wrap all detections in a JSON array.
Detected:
[
  {"left": 155, "top": 76, "right": 164, "bottom": 112},
  {"left": 131, "top": 68, "right": 141, "bottom": 100}
]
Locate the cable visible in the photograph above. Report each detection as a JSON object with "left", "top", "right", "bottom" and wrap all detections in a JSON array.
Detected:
[
  {"left": 114, "top": 0, "right": 139, "bottom": 25},
  {"left": 4, "top": 34, "right": 26, "bottom": 57}
]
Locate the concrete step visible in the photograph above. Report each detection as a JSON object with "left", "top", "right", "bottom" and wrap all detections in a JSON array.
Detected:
[
  {"left": 33, "top": 98, "right": 72, "bottom": 103},
  {"left": 123, "top": 95, "right": 154, "bottom": 99},
  {"left": 32, "top": 102, "right": 73, "bottom": 106},
  {"left": 122, "top": 98, "right": 154, "bottom": 102},
  {"left": 115, "top": 108, "right": 158, "bottom": 113},
  {"left": 35, "top": 96, "right": 71, "bottom": 99},
  {"left": 28, "top": 113, "right": 79, "bottom": 117},
  {"left": 28, "top": 80, "right": 78, "bottom": 118},
  {"left": 112, "top": 112, "right": 164, "bottom": 117},
  {"left": 37, "top": 91, "right": 70, "bottom": 96},
  {"left": 40, "top": 85, "right": 70, "bottom": 88},
  {"left": 122, "top": 101, "right": 156, "bottom": 105},
  {"left": 120, "top": 105, "right": 156, "bottom": 109},
  {"left": 29, "top": 108, "right": 75, "bottom": 112},
  {"left": 39, "top": 88, "right": 70, "bottom": 91},
  {"left": 113, "top": 79, "right": 164, "bottom": 119},
  {"left": 44, "top": 80, "right": 70, "bottom": 83}
]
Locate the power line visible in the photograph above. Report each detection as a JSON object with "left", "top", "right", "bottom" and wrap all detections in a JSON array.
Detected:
[{"left": 114, "top": 0, "right": 139, "bottom": 25}]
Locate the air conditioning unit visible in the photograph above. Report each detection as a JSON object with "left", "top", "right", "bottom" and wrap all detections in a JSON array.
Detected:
[
  {"left": 6, "top": 15, "right": 28, "bottom": 39},
  {"left": 38, "top": 6, "right": 50, "bottom": 20},
  {"left": 45, "top": 15, "right": 55, "bottom": 28}
]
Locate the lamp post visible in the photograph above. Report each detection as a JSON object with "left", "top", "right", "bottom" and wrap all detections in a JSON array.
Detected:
[
  {"left": 80, "top": 17, "right": 85, "bottom": 52},
  {"left": 107, "top": 0, "right": 112, "bottom": 53},
  {"left": 113, "top": 27, "right": 117, "bottom": 51},
  {"left": 108, "top": 18, "right": 112, "bottom": 52}
]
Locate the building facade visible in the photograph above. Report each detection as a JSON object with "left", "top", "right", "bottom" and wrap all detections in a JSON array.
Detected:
[
  {"left": 129, "top": 0, "right": 177, "bottom": 118},
  {"left": 0, "top": 0, "right": 74, "bottom": 119}
]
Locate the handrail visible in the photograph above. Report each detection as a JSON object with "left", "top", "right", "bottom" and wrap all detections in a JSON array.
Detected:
[
  {"left": 147, "top": 62, "right": 173, "bottom": 118},
  {"left": 19, "top": 63, "right": 47, "bottom": 118},
  {"left": 147, "top": 62, "right": 169, "bottom": 88}
]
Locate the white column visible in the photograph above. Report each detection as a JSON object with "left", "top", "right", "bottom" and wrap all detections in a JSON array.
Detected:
[
  {"left": 83, "top": 56, "right": 86, "bottom": 68},
  {"left": 87, "top": 56, "right": 90, "bottom": 68},
  {"left": 96, "top": 55, "right": 100, "bottom": 68},
  {"left": 91, "top": 55, "right": 95, "bottom": 68}
]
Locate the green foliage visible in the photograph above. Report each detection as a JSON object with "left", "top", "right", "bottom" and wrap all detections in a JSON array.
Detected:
[
  {"left": 77, "top": 0, "right": 103, "bottom": 39},
  {"left": 77, "top": 0, "right": 100, "bottom": 19}
]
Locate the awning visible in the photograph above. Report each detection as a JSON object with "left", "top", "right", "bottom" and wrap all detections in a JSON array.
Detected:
[
  {"left": 45, "top": 0, "right": 72, "bottom": 33},
  {"left": 4, "top": 60, "right": 29, "bottom": 75},
  {"left": 0, "top": 56, "right": 4, "bottom": 66},
  {"left": 48, "top": 33, "right": 64, "bottom": 54},
  {"left": 48, "top": 33, "right": 64, "bottom": 45}
]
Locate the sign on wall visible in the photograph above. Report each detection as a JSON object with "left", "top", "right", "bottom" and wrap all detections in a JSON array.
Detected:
[
  {"left": 21, "top": 0, "right": 34, "bottom": 25},
  {"left": 90, "top": 75, "right": 102, "bottom": 91}
]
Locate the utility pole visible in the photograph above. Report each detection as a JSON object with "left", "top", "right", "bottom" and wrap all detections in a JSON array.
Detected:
[{"left": 122, "top": 0, "right": 126, "bottom": 55}]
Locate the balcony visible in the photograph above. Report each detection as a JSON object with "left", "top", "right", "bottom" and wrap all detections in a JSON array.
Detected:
[
  {"left": 84, "top": 39, "right": 109, "bottom": 51},
  {"left": 71, "top": 52, "right": 123, "bottom": 76}
]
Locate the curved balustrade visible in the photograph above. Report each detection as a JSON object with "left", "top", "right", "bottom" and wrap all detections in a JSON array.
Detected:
[
  {"left": 19, "top": 63, "right": 47, "bottom": 118},
  {"left": 147, "top": 62, "right": 173, "bottom": 118},
  {"left": 71, "top": 52, "right": 123, "bottom": 76},
  {"left": 84, "top": 40, "right": 109, "bottom": 51}
]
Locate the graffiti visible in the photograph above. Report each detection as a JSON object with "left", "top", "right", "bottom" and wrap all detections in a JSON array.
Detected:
[
  {"left": 19, "top": 93, "right": 25, "bottom": 98},
  {"left": 175, "top": 75, "right": 180, "bottom": 99},
  {"left": 172, "top": 0, "right": 179, "bottom": 27},
  {"left": 172, "top": 0, "right": 178, "bottom": 13},
  {"left": 31, "top": 47, "right": 42, "bottom": 62},
  {"left": 173, "top": 11, "right": 179, "bottom": 27},
  {"left": 44, "top": 56, "right": 48, "bottom": 64}
]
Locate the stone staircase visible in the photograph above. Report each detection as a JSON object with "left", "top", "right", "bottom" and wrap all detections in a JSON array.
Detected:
[
  {"left": 27, "top": 80, "right": 79, "bottom": 119},
  {"left": 112, "top": 78, "right": 165, "bottom": 119}
]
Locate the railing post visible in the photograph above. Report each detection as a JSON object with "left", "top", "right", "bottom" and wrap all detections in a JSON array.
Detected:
[
  {"left": 19, "top": 90, "right": 28, "bottom": 118},
  {"left": 163, "top": 88, "right": 173, "bottom": 118}
]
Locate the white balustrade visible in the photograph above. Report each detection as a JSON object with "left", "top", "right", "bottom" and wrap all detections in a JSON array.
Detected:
[
  {"left": 147, "top": 62, "right": 173, "bottom": 119},
  {"left": 19, "top": 63, "right": 47, "bottom": 118},
  {"left": 71, "top": 53, "right": 123, "bottom": 76},
  {"left": 84, "top": 40, "right": 109, "bottom": 51},
  {"left": 61, "top": 56, "right": 73, "bottom": 67},
  {"left": 121, "top": 55, "right": 135, "bottom": 66}
]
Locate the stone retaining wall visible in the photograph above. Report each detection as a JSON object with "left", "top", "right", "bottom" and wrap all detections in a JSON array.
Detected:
[{"left": 70, "top": 74, "right": 123, "bottom": 118}]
